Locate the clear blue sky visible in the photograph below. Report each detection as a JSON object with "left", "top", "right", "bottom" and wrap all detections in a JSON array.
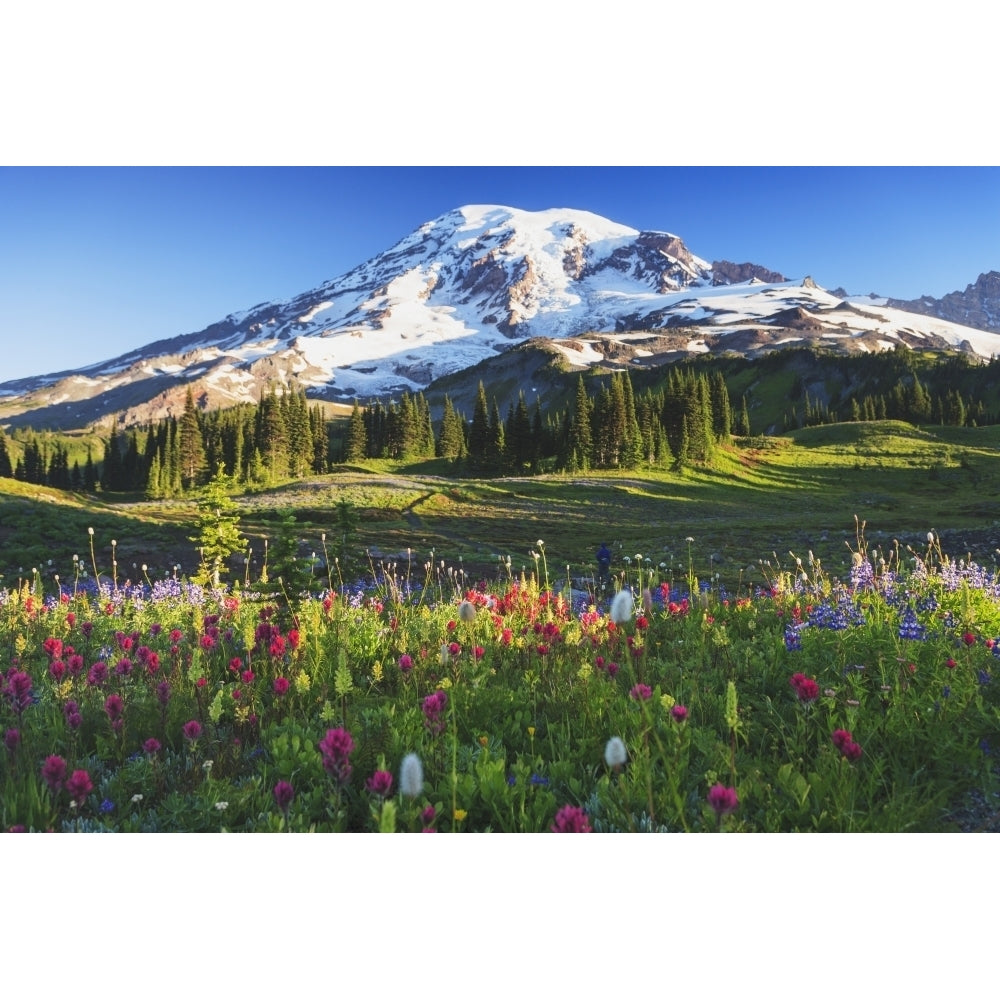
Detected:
[{"left": 3, "top": 166, "right": 999, "bottom": 383}]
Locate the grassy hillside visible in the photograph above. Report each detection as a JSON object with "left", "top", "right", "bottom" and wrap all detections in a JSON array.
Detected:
[{"left": 4, "top": 420, "right": 1000, "bottom": 596}]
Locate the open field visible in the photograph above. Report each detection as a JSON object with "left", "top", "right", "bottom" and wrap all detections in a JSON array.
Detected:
[{"left": 3, "top": 421, "right": 1000, "bottom": 597}]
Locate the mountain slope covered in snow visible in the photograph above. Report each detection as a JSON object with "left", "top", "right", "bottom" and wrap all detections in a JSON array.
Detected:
[{"left": 3, "top": 205, "right": 1000, "bottom": 431}]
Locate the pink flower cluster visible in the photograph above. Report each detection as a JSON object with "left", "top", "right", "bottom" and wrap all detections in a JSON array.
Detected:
[
  {"left": 832, "top": 729, "right": 863, "bottom": 762},
  {"left": 318, "top": 727, "right": 354, "bottom": 786},
  {"left": 706, "top": 783, "right": 739, "bottom": 818},
  {"left": 365, "top": 770, "right": 394, "bottom": 798},
  {"left": 422, "top": 690, "right": 448, "bottom": 736},
  {"left": 790, "top": 672, "right": 820, "bottom": 703},
  {"left": 551, "top": 804, "right": 593, "bottom": 832},
  {"left": 273, "top": 780, "right": 295, "bottom": 813}
]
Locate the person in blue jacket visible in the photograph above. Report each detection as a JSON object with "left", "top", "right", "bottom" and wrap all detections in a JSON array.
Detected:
[{"left": 596, "top": 543, "right": 611, "bottom": 584}]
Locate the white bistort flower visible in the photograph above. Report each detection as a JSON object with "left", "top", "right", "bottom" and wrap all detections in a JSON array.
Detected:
[
  {"left": 457, "top": 599, "right": 476, "bottom": 623},
  {"left": 610, "top": 589, "right": 634, "bottom": 625},
  {"left": 400, "top": 753, "right": 424, "bottom": 798},
  {"left": 604, "top": 736, "right": 627, "bottom": 769}
]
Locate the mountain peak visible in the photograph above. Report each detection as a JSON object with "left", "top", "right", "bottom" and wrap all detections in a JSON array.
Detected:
[{"left": 4, "top": 205, "right": 1000, "bottom": 431}]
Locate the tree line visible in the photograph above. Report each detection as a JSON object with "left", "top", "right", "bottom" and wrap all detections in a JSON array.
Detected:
[{"left": 3, "top": 346, "right": 1000, "bottom": 494}]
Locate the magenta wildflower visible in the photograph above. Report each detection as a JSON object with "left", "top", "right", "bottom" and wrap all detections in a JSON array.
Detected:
[
  {"left": 48, "top": 659, "right": 66, "bottom": 682},
  {"left": 6, "top": 670, "right": 32, "bottom": 714},
  {"left": 86, "top": 661, "right": 108, "bottom": 687},
  {"left": 156, "top": 681, "right": 170, "bottom": 706},
  {"left": 272, "top": 676, "right": 290, "bottom": 696},
  {"left": 670, "top": 704, "right": 689, "bottom": 723},
  {"left": 65, "top": 769, "right": 93, "bottom": 802},
  {"left": 318, "top": 727, "right": 354, "bottom": 786},
  {"left": 63, "top": 700, "right": 82, "bottom": 730},
  {"left": 833, "top": 730, "right": 864, "bottom": 762},
  {"left": 182, "top": 719, "right": 203, "bottom": 742},
  {"left": 273, "top": 780, "right": 295, "bottom": 813},
  {"left": 629, "top": 683, "right": 652, "bottom": 701},
  {"left": 422, "top": 689, "right": 448, "bottom": 735},
  {"left": 41, "top": 755, "right": 67, "bottom": 791},
  {"left": 790, "top": 672, "right": 820, "bottom": 702},
  {"left": 104, "top": 693, "right": 125, "bottom": 723},
  {"left": 551, "top": 804, "right": 593, "bottom": 833},
  {"left": 365, "top": 770, "right": 394, "bottom": 798},
  {"left": 706, "top": 783, "right": 739, "bottom": 818},
  {"left": 398, "top": 653, "right": 413, "bottom": 673},
  {"left": 143, "top": 737, "right": 162, "bottom": 755},
  {"left": 831, "top": 729, "right": 854, "bottom": 752},
  {"left": 4, "top": 728, "right": 21, "bottom": 753}
]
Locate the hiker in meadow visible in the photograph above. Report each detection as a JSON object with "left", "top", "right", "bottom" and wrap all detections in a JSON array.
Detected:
[{"left": 596, "top": 542, "right": 611, "bottom": 585}]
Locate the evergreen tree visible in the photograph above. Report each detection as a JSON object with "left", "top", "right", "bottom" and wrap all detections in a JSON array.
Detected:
[
  {"left": 709, "top": 371, "right": 732, "bottom": 442},
  {"left": 0, "top": 431, "right": 12, "bottom": 479},
  {"left": 488, "top": 400, "right": 506, "bottom": 474},
  {"left": 84, "top": 447, "right": 97, "bottom": 491},
  {"left": 102, "top": 426, "right": 124, "bottom": 491},
  {"left": 468, "top": 382, "right": 491, "bottom": 472},
  {"left": 257, "top": 386, "right": 288, "bottom": 483},
  {"left": 179, "top": 388, "right": 207, "bottom": 489},
  {"left": 190, "top": 469, "right": 244, "bottom": 587},
  {"left": 310, "top": 405, "right": 329, "bottom": 473},
  {"left": 146, "top": 453, "right": 163, "bottom": 500},
  {"left": 566, "top": 375, "right": 593, "bottom": 471},
  {"left": 345, "top": 400, "right": 368, "bottom": 462},
  {"left": 436, "top": 396, "right": 466, "bottom": 459},
  {"left": 285, "top": 389, "right": 313, "bottom": 477}
]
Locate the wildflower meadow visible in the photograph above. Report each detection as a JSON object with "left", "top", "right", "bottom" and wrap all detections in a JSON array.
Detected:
[{"left": 3, "top": 522, "right": 999, "bottom": 835}]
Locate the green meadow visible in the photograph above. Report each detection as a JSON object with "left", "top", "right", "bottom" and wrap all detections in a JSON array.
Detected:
[{"left": 3, "top": 420, "right": 999, "bottom": 595}]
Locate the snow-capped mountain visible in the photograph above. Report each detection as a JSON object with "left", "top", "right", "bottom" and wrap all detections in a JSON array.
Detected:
[{"left": 3, "top": 204, "right": 1000, "bottom": 431}]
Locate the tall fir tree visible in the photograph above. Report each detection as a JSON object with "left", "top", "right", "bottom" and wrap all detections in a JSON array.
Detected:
[
  {"left": 345, "top": 400, "right": 368, "bottom": 462},
  {"left": 179, "top": 388, "right": 207, "bottom": 489}
]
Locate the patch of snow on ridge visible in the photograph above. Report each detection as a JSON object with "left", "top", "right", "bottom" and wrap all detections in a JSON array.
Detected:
[
  {"left": 551, "top": 340, "right": 605, "bottom": 365},
  {"left": 297, "top": 302, "right": 333, "bottom": 324}
]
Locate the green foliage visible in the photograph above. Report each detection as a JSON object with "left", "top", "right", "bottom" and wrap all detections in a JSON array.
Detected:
[{"left": 190, "top": 470, "right": 244, "bottom": 586}]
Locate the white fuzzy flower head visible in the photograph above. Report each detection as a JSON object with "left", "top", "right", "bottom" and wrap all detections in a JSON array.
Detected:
[
  {"left": 604, "top": 736, "right": 627, "bottom": 769},
  {"left": 927, "top": 532, "right": 935, "bottom": 543},
  {"left": 537, "top": 539, "right": 544, "bottom": 548},
  {"left": 439, "top": 643, "right": 451, "bottom": 667},
  {"left": 610, "top": 589, "right": 634, "bottom": 625},
  {"left": 400, "top": 753, "right": 424, "bottom": 798},
  {"left": 214, "top": 801, "right": 229, "bottom": 811},
  {"left": 457, "top": 599, "right": 476, "bottom": 623}
]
